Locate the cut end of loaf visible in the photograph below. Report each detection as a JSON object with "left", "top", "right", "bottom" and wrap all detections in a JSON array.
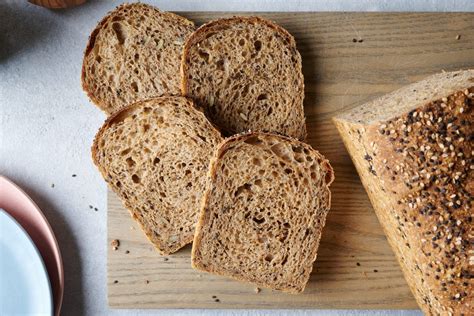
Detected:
[
  {"left": 192, "top": 132, "right": 333, "bottom": 292},
  {"left": 334, "top": 69, "right": 474, "bottom": 126},
  {"left": 92, "top": 96, "right": 222, "bottom": 254},
  {"left": 181, "top": 16, "right": 306, "bottom": 140},
  {"left": 82, "top": 3, "right": 195, "bottom": 114}
]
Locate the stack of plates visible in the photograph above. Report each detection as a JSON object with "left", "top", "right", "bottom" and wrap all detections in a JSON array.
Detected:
[{"left": 0, "top": 176, "right": 63, "bottom": 316}]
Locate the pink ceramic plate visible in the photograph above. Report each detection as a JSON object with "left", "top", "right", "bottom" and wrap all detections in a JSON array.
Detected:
[{"left": 0, "top": 176, "right": 64, "bottom": 316}]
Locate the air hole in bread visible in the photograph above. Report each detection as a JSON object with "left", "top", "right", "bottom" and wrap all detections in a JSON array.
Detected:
[
  {"left": 267, "top": 107, "right": 273, "bottom": 115},
  {"left": 254, "top": 179, "right": 262, "bottom": 187},
  {"left": 216, "top": 59, "right": 225, "bottom": 71},
  {"left": 235, "top": 183, "right": 252, "bottom": 197},
  {"left": 254, "top": 40, "right": 262, "bottom": 51},
  {"left": 198, "top": 50, "right": 210, "bottom": 62},
  {"left": 131, "top": 82, "right": 139, "bottom": 92},
  {"left": 112, "top": 22, "right": 126, "bottom": 45},
  {"left": 131, "top": 174, "right": 140, "bottom": 183},
  {"left": 116, "top": 181, "right": 122, "bottom": 188},
  {"left": 264, "top": 254, "right": 273, "bottom": 262},
  {"left": 126, "top": 157, "right": 135, "bottom": 168},
  {"left": 238, "top": 38, "right": 245, "bottom": 46},
  {"left": 120, "top": 148, "right": 131, "bottom": 156},
  {"left": 197, "top": 135, "right": 207, "bottom": 142},
  {"left": 310, "top": 172, "right": 317, "bottom": 179},
  {"left": 253, "top": 216, "right": 265, "bottom": 224},
  {"left": 257, "top": 93, "right": 268, "bottom": 101},
  {"left": 244, "top": 136, "right": 262, "bottom": 145},
  {"left": 252, "top": 158, "right": 262, "bottom": 166},
  {"left": 153, "top": 157, "right": 160, "bottom": 165},
  {"left": 270, "top": 143, "right": 292, "bottom": 161},
  {"left": 284, "top": 168, "right": 293, "bottom": 174}
]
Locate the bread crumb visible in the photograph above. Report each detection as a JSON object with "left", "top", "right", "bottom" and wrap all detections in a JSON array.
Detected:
[
  {"left": 254, "top": 287, "right": 261, "bottom": 293},
  {"left": 456, "top": 34, "right": 461, "bottom": 40},
  {"left": 111, "top": 239, "right": 120, "bottom": 249}
]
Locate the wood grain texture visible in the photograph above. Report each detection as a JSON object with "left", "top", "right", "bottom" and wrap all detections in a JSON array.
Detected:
[{"left": 107, "top": 12, "right": 474, "bottom": 309}]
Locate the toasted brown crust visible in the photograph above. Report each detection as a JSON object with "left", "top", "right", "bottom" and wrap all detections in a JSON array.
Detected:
[
  {"left": 92, "top": 95, "right": 222, "bottom": 255},
  {"left": 181, "top": 16, "right": 306, "bottom": 140},
  {"left": 192, "top": 132, "right": 334, "bottom": 292},
  {"left": 333, "top": 71, "right": 473, "bottom": 314},
  {"left": 82, "top": 3, "right": 194, "bottom": 114}
]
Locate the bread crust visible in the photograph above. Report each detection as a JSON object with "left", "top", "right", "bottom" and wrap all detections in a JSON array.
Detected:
[
  {"left": 192, "top": 131, "right": 334, "bottom": 292},
  {"left": 333, "top": 70, "right": 473, "bottom": 314},
  {"left": 92, "top": 95, "right": 222, "bottom": 255},
  {"left": 82, "top": 3, "right": 194, "bottom": 115},
  {"left": 181, "top": 16, "right": 307, "bottom": 140}
]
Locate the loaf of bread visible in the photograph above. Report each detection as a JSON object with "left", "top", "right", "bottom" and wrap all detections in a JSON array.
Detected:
[
  {"left": 181, "top": 17, "right": 306, "bottom": 140},
  {"left": 333, "top": 70, "right": 473, "bottom": 314},
  {"left": 82, "top": 3, "right": 195, "bottom": 115},
  {"left": 92, "top": 96, "right": 222, "bottom": 254},
  {"left": 192, "top": 132, "right": 334, "bottom": 292}
]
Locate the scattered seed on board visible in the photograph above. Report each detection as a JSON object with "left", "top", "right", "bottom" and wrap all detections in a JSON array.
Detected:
[
  {"left": 145, "top": 280, "right": 150, "bottom": 284},
  {"left": 72, "top": 174, "right": 77, "bottom": 177},
  {"left": 163, "top": 257, "right": 169, "bottom": 261},
  {"left": 373, "top": 269, "right": 378, "bottom": 273},
  {"left": 254, "top": 287, "right": 261, "bottom": 294},
  {"left": 125, "top": 250, "right": 130, "bottom": 254},
  {"left": 212, "top": 295, "right": 217, "bottom": 299},
  {"left": 94, "top": 207, "right": 98, "bottom": 212},
  {"left": 456, "top": 34, "right": 461, "bottom": 40},
  {"left": 51, "top": 183, "right": 55, "bottom": 188},
  {"left": 356, "top": 262, "right": 361, "bottom": 266},
  {"left": 214, "top": 299, "right": 220, "bottom": 303},
  {"left": 113, "top": 280, "right": 118, "bottom": 284},
  {"left": 89, "top": 205, "right": 93, "bottom": 209}
]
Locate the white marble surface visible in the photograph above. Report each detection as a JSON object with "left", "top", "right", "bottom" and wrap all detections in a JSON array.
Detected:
[{"left": 1, "top": 1, "right": 473, "bottom": 315}]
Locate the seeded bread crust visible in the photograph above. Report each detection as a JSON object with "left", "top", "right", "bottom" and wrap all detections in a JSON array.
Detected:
[
  {"left": 82, "top": 3, "right": 195, "bottom": 115},
  {"left": 92, "top": 96, "right": 223, "bottom": 255},
  {"left": 181, "top": 17, "right": 306, "bottom": 140},
  {"left": 192, "top": 132, "right": 334, "bottom": 293},
  {"left": 333, "top": 70, "right": 473, "bottom": 315}
]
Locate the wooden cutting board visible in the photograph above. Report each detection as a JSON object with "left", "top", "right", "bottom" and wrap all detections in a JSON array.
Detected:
[{"left": 107, "top": 12, "right": 474, "bottom": 309}]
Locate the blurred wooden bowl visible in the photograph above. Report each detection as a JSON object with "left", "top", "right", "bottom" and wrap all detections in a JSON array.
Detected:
[{"left": 29, "top": 0, "right": 86, "bottom": 9}]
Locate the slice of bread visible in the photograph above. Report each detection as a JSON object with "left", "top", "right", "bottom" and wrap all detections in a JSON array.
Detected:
[
  {"left": 181, "top": 17, "right": 306, "bottom": 140},
  {"left": 82, "top": 3, "right": 195, "bottom": 115},
  {"left": 92, "top": 96, "right": 222, "bottom": 255},
  {"left": 192, "top": 132, "right": 334, "bottom": 292},
  {"left": 333, "top": 69, "right": 473, "bottom": 315}
]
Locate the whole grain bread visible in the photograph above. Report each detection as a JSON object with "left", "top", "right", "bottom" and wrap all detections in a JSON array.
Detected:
[
  {"left": 181, "top": 17, "right": 306, "bottom": 140},
  {"left": 92, "top": 96, "right": 222, "bottom": 255},
  {"left": 192, "top": 132, "right": 334, "bottom": 293},
  {"left": 333, "top": 69, "right": 473, "bottom": 315},
  {"left": 82, "top": 3, "right": 195, "bottom": 115}
]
